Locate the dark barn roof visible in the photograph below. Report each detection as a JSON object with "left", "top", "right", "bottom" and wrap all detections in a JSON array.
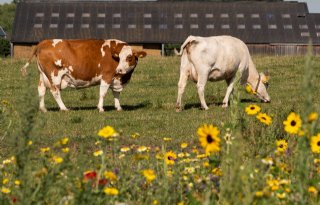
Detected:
[{"left": 11, "top": 1, "right": 320, "bottom": 45}]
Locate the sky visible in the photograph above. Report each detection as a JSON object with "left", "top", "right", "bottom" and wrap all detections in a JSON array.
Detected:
[{"left": 0, "top": 0, "right": 319, "bottom": 13}]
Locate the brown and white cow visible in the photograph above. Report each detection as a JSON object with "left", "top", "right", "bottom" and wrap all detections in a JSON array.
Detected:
[{"left": 21, "top": 39, "right": 146, "bottom": 112}]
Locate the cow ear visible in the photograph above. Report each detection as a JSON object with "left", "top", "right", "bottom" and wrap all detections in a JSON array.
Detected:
[{"left": 134, "top": 51, "right": 147, "bottom": 58}]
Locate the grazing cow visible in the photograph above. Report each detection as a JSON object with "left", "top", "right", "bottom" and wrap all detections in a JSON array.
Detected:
[
  {"left": 21, "top": 39, "right": 146, "bottom": 112},
  {"left": 175, "top": 35, "right": 270, "bottom": 111}
]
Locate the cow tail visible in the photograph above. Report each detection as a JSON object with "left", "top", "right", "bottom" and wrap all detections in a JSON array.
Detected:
[
  {"left": 175, "top": 35, "right": 197, "bottom": 56},
  {"left": 21, "top": 46, "right": 38, "bottom": 76}
]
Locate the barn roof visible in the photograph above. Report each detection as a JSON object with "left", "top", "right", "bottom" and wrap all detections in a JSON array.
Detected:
[{"left": 11, "top": 1, "right": 320, "bottom": 45}]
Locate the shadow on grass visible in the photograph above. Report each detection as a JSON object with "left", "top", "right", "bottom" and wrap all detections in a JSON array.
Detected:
[
  {"left": 183, "top": 98, "right": 259, "bottom": 110},
  {"left": 46, "top": 101, "right": 151, "bottom": 112}
]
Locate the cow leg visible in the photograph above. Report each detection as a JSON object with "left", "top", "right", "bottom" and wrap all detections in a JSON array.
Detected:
[
  {"left": 176, "top": 53, "right": 190, "bottom": 112},
  {"left": 112, "top": 90, "right": 122, "bottom": 111},
  {"left": 97, "top": 80, "right": 110, "bottom": 112},
  {"left": 176, "top": 72, "right": 188, "bottom": 112},
  {"left": 197, "top": 74, "right": 209, "bottom": 110},
  {"left": 50, "top": 86, "right": 68, "bottom": 111},
  {"left": 222, "top": 77, "right": 235, "bottom": 108},
  {"left": 38, "top": 75, "right": 47, "bottom": 112}
]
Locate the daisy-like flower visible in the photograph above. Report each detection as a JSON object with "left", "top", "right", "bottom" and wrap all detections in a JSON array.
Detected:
[
  {"left": 98, "top": 126, "right": 118, "bottom": 139},
  {"left": 52, "top": 155, "right": 63, "bottom": 164},
  {"left": 165, "top": 151, "right": 177, "bottom": 165},
  {"left": 40, "top": 147, "right": 50, "bottom": 153},
  {"left": 308, "top": 186, "right": 318, "bottom": 195},
  {"left": 93, "top": 150, "right": 103, "bottom": 157},
  {"left": 14, "top": 180, "right": 21, "bottom": 186},
  {"left": 180, "top": 143, "right": 188, "bottom": 149},
  {"left": 308, "top": 112, "right": 318, "bottom": 123},
  {"left": 104, "top": 187, "right": 119, "bottom": 195},
  {"left": 310, "top": 133, "right": 320, "bottom": 153},
  {"left": 142, "top": 169, "right": 156, "bottom": 182},
  {"left": 1, "top": 187, "right": 11, "bottom": 194},
  {"left": 137, "top": 146, "right": 148, "bottom": 152},
  {"left": 120, "top": 147, "right": 131, "bottom": 152},
  {"left": 276, "top": 139, "right": 288, "bottom": 154},
  {"left": 197, "top": 124, "right": 221, "bottom": 155},
  {"left": 262, "top": 157, "right": 273, "bottom": 165},
  {"left": 61, "top": 147, "right": 70, "bottom": 153},
  {"left": 283, "top": 112, "right": 302, "bottom": 134},
  {"left": 245, "top": 104, "right": 261, "bottom": 115},
  {"left": 131, "top": 133, "right": 140, "bottom": 139},
  {"left": 60, "top": 137, "right": 69, "bottom": 145},
  {"left": 212, "top": 167, "right": 223, "bottom": 177},
  {"left": 104, "top": 171, "right": 117, "bottom": 181},
  {"left": 163, "top": 137, "right": 172, "bottom": 141},
  {"left": 256, "top": 113, "right": 272, "bottom": 126}
]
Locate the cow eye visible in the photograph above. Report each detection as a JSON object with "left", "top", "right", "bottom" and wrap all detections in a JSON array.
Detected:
[
  {"left": 127, "top": 55, "right": 133, "bottom": 61},
  {"left": 265, "top": 82, "right": 269, "bottom": 89}
]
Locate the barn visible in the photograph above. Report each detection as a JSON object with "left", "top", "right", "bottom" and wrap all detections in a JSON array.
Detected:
[{"left": 11, "top": 0, "right": 320, "bottom": 57}]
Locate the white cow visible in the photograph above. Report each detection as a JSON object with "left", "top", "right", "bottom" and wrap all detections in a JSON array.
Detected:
[{"left": 175, "top": 35, "right": 270, "bottom": 111}]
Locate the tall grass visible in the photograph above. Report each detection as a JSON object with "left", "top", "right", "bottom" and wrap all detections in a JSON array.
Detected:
[{"left": 0, "top": 54, "right": 319, "bottom": 204}]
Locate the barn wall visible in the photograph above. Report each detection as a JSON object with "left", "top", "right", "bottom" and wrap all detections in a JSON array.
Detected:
[
  {"left": 13, "top": 44, "right": 36, "bottom": 59},
  {"left": 13, "top": 43, "right": 162, "bottom": 59},
  {"left": 247, "top": 44, "right": 320, "bottom": 56},
  {"left": 13, "top": 43, "right": 320, "bottom": 58}
]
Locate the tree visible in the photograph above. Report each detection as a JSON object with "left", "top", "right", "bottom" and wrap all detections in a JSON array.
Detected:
[{"left": 0, "top": 2, "right": 16, "bottom": 38}]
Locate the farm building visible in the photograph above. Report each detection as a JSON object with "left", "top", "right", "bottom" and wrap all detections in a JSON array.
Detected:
[{"left": 11, "top": 0, "right": 320, "bottom": 57}]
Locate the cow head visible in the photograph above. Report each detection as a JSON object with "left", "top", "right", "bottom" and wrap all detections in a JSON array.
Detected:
[
  {"left": 111, "top": 45, "right": 146, "bottom": 75},
  {"left": 254, "top": 72, "right": 271, "bottom": 103}
]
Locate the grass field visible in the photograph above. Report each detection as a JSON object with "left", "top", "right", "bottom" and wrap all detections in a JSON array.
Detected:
[{"left": 0, "top": 54, "right": 320, "bottom": 204}]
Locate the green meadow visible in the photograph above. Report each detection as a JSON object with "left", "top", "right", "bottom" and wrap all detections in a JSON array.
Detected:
[{"left": 0, "top": 54, "right": 320, "bottom": 204}]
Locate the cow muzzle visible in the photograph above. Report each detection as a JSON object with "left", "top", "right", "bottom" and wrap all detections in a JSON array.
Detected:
[{"left": 116, "top": 69, "right": 126, "bottom": 75}]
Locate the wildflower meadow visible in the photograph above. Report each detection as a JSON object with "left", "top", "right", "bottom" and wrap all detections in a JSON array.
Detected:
[{"left": 0, "top": 51, "right": 320, "bottom": 204}]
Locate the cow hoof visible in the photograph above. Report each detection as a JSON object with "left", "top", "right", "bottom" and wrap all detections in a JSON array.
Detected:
[
  {"left": 222, "top": 104, "right": 228, "bottom": 108},
  {"left": 116, "top": 108, "right": 123, "bottom": 111},
  {"left": 40, "top": 108, "right": 47, "bottom": 113},
  {"left": 176, "top": 108, "right": 182, "bottom": 112},
  {"left": 98, "top": 108, "right": 104, "bottom": 112},
  {"left": 60, "top": 108, "right": 69, "bottom": 112},
  {"left": 201, "top": 107, "right": 209, "bottom": 111}
]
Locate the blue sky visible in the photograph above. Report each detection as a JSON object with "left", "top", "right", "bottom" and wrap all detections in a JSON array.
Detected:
[{"left": 0, "top": 0, "right": 319, "bottom": 13}]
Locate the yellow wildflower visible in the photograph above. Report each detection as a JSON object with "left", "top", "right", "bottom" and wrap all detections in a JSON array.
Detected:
[
  {"left": 103, "top": 187, "right": 119, "bottom": 195},
  {"left": 163, "top": 137, "right": 172, "bottom": 141},
  {"left": 165, "top": 151, "right": 177, "bottom": 165},
  {"left": 120, "top": 147, "right": 131, "bottom": 152},
  {"left": 98, "top": 126, "right": 118, "bottom": 139},
  {"left": 28, "top": 140, "right": 33, "bottom": 146},
  {"left": 283, "top": 112, "right": 302, "bottom": 134},
  {"left": 310, "top": 133, "right": 320, "bottom": 153},
  {"left": 40, "top": 147, "right": 50, "bottom": 153},
  {"left": 180, "top": 143, "right": 188, "bottom": 149},
  {"left": 308, "top": 186, "right": 318, "bottom": 195},
  {"left": 60, "top": 137, "right": 69, "bottom": 145},
  {"left": 62, "top": 147, "right": 70, "bottom": 153},
  {"left": 255, "top": 191, "right": 263, "bottom": 197},
  {"left": 1, "top": 187, "right": 10, "bottom": 194},
  {"left": 197, "top": 124, "right": 221, "bottom": 155},
  {"left": 52, "top": 156, "right": 63, "bottom": 164},
  {"left": 142, "top": 169, "right": 156, "bottom": 183},
  {"left": 245, "top": 104, "right": 261, "bottom": 115},
  {"left": 308, "top": 112, "right": 318, "bottom": 122},
  {"left": 104, "top": 171, "right": 117, "bottom": 181},
  {"left": 276, "top": 139, "right": 288, "bottom": 154},
  {"left": 93, "top": 150, "right": 103, "bottom": 157},
  {"left": 256, "top": 112, "right": 272, "bottom": 126},
  {"left": 14, "top": 180, "right": 21, "bottom": 186},
  {"left": 2, "top": 178, "right": 8, "bottom": 185}
]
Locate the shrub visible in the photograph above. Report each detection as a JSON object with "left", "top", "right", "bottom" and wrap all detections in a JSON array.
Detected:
[{"left": 0, "top": 38, "right": 10, "bottom": 57}]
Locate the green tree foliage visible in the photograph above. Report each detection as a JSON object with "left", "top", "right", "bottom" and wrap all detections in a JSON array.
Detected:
[
  {"left": 0, "top": 38, "right": 10, "bottom": 57},
  {"left": 0, "top": 2, "right": 16, "bottom": 38}
]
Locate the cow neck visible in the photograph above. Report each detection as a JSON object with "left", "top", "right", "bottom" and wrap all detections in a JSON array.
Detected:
[{"left": 247, "top": 65, "right": 260, "bottom": 93}]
